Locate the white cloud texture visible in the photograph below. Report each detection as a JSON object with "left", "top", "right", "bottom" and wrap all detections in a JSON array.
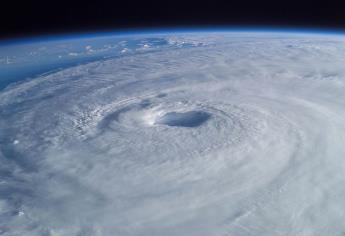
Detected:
[{"left": 1, "top": 33, "right": 345, "bottom": 235}]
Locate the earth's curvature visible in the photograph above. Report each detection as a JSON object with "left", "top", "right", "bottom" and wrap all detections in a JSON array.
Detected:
[{"left": 1, "top": 31, "right": 345, "bottom": 235}]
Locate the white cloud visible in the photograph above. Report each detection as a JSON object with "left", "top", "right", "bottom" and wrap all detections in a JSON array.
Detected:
[
  {"left": 1, "top": 33, "right": 345, "bottom": 235},
  {"left": 68, "top": 52, "right": 79, "bottom": 56}
]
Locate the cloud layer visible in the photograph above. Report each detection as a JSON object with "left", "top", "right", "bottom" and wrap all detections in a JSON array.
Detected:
[{"left": 1, "top": 33, "right": 345, "bottom": 235}]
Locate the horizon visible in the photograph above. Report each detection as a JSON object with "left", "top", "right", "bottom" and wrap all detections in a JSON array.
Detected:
[{"left": 3, "top": 26, "right": 345, "bottom": 45}]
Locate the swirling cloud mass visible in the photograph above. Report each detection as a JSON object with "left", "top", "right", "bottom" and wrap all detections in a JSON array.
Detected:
[{"left": 1, "top": 33, "right": 345, "bottom": 235}]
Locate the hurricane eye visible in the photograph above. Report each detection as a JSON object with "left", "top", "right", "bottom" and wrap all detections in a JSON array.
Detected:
[{"left": 154, "top": 111, "right": 211, "bottom": 127}]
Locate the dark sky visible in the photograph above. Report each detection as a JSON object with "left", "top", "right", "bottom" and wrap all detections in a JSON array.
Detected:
[{"left": 2, "top": 0, "right": 345, "bottom": 39}]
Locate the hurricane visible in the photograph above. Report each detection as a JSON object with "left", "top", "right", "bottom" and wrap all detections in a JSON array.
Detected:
[{"left": 1, "top": 32, "right": 345, "bottom": 235}]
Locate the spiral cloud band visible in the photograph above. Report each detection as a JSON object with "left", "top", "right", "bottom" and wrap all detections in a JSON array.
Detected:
[{"left": 1, "top": 33, "right": 345, "bottom": 235}]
